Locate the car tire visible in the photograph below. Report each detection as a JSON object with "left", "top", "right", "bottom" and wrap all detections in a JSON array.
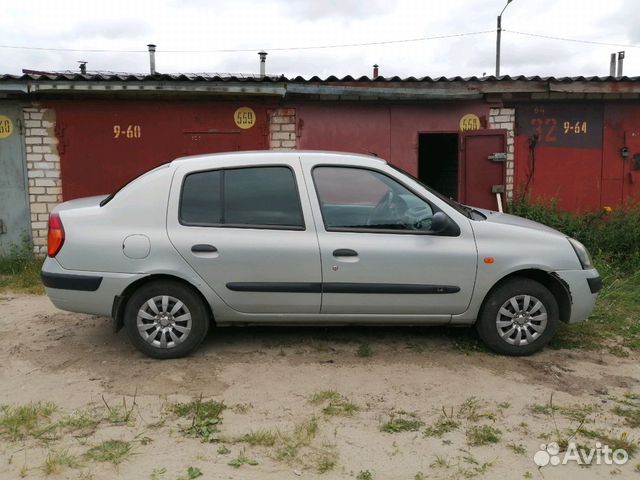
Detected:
[
  {"left": 124, "top": 280, "right": 210, "bottom": 359},
  {"left": 476, "top": 277, "right": 559, "bottom": 356}
]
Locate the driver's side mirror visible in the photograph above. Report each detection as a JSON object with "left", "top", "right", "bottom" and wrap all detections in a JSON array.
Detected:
[{"left": 430, "top": 211, "right": 451, "bottom": 234}]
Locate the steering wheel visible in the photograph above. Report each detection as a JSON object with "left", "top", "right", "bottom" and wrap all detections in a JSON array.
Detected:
[
  {"left": 367, "top": 191, "right": 408, "bottom": 227},
  {"left": 403, "top": 206, "right": 433, "bottom": 230}
]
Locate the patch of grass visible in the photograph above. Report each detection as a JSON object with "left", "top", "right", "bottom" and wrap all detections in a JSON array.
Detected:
[
  {"left": 171, "top": 396, "right": 226, "bottom": 443},
  {"left": 275, "top": 417, "right": 319, "bottom": 463},
  {"left": 177, "top": 466, "right": 203, "bottom": 479},
  {"left": 217, "top": 445, "right": 231, "bottom": 455},
  {"left": 0, "top": 402, "right": 57, "bottom": 441},
  {"left": 309, "top": 390, "right": 358, "bottom": 417},
  {"left": 430, "top": 455, "right": 451, "bottom": 469},
  {"left": 58, "top": 408, "right": 102, "bottom": 436},
  {"left": 150, "top": 467, "right": 167, "bottom": 480},
  {"left": 355, "top": 343, "right": 373, "bottom": 357},
  {"left": 423, "top": 413, "right": 460, "bottom": 438},
  {"left": 102, "top": 394, "right": 136, "bottom": 425},
  {"left": 0, "top": 240, "right": 44, "bottom": 295},
  {"left": 458, "top": 397, "right": 495, "bottom": 422},
  {"left": 41, "top": 450, "right": 81, "bottom": 475},
  {"left": 310, "top": 390, "right": 342, "bottom": 404},
  {"left": 232, "top": 403, "right": 252, "bottom": 414},
  {"left": 507, "top": 442, "right": 527, "bottom": 455},
  {"left": 530, "top": 399, "right": 595, "bottom": 423},
  {"left": 599, "top": 432, "right": 638, "bottom": 457},
  {"left": 316, "top": 446, "right": 338, "bottom": 473},
  {"left": 381, "top": 412, "right": 425, "bottom": 433},
  {"left": 611, "top": 392, "right": 640, "bottom": 428},
  {"left": 465, "top": 425, "right": 502, "bottom": 446},
  {"left": 227, "top": 449, "right": 258, "bottom": 468},
  {"left": 84, "top": 440, "right": 134, "bottom": 465},
  {"left": 238, "top": 429, "right": 279, "bottom": 447},
  {"left": 356, "top": 470, "right": 374, "bottom": 480}
]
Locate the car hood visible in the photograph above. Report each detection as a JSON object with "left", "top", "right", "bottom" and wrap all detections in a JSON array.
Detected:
[{"left": 471, "top": 208, "right": 564, "bottom": 236}]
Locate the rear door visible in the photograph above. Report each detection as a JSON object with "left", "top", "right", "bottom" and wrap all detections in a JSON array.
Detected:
[
  {"left": 0, "top": 103, "right": 30, "bottom": 255},
  {"left": 167, "top": 156, "right": 322, "bottom": 314},
  {"left": 459, "top": 130, "right": 507, "bottom": 210}
]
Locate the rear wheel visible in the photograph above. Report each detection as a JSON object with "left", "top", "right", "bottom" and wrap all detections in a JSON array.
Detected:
[
  {"left": 124, "top": 280, "right": 210, "bottom": 359},
  {"left": 476, "top": 278, "right": 559, "bottom": 356}
]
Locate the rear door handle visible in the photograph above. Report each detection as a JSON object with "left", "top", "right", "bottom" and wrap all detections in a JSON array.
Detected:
[
  {"left": 191, "top": 244, "right": 218, "bottom": 253},
  {"left": 333, "top": 248, "right": 358, "bottom": 257}
]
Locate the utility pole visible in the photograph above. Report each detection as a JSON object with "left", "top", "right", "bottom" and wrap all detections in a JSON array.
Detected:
[{"left": 496, "top": 0, "right": 514, "bottom": 77}]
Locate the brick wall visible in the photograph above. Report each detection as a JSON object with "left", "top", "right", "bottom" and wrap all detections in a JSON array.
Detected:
[
  {"left": 269, "top": 108, "right": 297, "bottom": 150},
  {"left": 488, "top": 107, "right": 515, "bottom": 201},
  {"left": 24, "top": 106, "right": 61, "bottom": 255}
]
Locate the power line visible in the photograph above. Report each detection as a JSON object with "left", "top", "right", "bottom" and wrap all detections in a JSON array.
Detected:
[
  {"left": 0, "top": 29, "right": 637, "bottom": 55},
  {"left": 504, "top": 30, "right": 640, "bottom": 49},
  {"left": 0, "top": 30, "right": 492, "bottom": 54}
]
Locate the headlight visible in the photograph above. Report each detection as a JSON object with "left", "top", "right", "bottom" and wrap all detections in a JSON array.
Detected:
[{"left": 567, "top": 238, "right": 593, "bottom": 269}]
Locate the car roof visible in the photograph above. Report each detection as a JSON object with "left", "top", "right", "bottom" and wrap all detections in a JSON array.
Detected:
[{"left": 171, "top": 150, "right": 387, "bottom": 165}]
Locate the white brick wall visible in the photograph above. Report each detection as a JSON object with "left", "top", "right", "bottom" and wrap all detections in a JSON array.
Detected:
[
  {"left": 269, "top": 108, "right": 297, "bottom": 150},
  {"left": 488, "top": 107, "right": 515, "bottom": 201},
  {"left": 23, "top": 106, "right": 61, "bottom": 255}
]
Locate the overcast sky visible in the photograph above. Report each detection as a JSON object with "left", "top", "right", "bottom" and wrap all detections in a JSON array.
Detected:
[{"left": 1, "top": 0, "right": 638, "bottom": 78}]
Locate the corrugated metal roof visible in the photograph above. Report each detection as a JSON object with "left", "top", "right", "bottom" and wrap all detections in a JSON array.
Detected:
[{"left": 2, "top": 71, "right": 640, "bottom": 83}]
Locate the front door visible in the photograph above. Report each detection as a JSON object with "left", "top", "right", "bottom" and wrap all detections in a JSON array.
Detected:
[
  {"left": 0, "top": 103, "right": 30, "bottom": 256},
  {"left": 304, "top": 164, "right": 477, "bottom": 315},
  {"left": 167, "top": 160, "right": 321, "bottom": 314}
]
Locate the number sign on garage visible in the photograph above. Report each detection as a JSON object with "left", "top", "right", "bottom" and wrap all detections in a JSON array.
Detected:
[{"left": 517, "top": 104, "right": 603, "bottom": 149}]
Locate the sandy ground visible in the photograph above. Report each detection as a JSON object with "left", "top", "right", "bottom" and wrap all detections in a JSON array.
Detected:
[{"left": 0, "top": 293, "right": 638, "bottom": 480}]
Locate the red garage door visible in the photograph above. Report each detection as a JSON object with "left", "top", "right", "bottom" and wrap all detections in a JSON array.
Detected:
[
  {"left": 48, "top": 99, "right": 271, "bottom": 200},
  {"left": 460, "top": 130, "right": 507, "bottom": 210}
]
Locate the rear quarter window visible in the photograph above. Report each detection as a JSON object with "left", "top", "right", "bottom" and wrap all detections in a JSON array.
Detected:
[{"left": 180, "top": 170, "right": 222, "bottom": 225}]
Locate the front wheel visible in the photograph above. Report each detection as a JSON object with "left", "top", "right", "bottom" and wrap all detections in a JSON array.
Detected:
[
  {"left": 124, "top": 280, "right": 210, "bottom": 359},
  {"left": 476, "top": 278, "right": 559, "bottom": 356}
]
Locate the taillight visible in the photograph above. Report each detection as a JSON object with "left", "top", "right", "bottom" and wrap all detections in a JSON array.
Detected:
[{"left": 47, "top": 213, "right": 65, "bottom": 257}]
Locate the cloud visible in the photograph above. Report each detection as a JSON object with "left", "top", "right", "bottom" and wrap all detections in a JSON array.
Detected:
[
  {"left": 61, "top": 18, "right": 151, "bottom": 41},
  {"left": 286, "top": 0, "right": 389, "bottom": 20}
]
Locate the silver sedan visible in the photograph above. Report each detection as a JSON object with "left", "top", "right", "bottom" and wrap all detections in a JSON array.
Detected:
[{"left": 41, "top": 151, "right": 601, "bottom": 358}]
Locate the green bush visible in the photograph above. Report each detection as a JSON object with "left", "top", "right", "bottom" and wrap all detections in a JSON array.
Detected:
[
  {"left": 508, "top": 198, "right": 640, "bottom": 270},
  {"left": 0, "top": 238, "right": 44, "bottom": 294}
]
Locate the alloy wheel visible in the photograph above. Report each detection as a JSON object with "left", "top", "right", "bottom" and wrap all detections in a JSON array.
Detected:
[
  {"left": 136, "top": 295, "right": 192, "bottom": 349},
  {"left": 495, "top": 294, "right": 548, "bottom": 346}
]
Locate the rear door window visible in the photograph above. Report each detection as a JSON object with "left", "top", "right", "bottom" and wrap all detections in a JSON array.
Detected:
[{"left": 180, "top": 166, "right": 304, "bottom": 229}]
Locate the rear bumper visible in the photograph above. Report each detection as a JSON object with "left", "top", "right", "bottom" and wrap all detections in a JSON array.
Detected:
[
  {"left": 41, "top": 271, "right": 103, "bottom": 292},
  {"left": 555, "top": 268, "right": 601, "bottom": 324},
  {"left": 41, "top": 257, "right": 143, "bottom": 317}
]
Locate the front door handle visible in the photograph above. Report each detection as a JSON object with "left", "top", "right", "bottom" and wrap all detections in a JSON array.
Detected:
[
  {"left": 333, "top": 248, "right": 358, "bottom": 257},
  {"left": 191, "top": 244, "right": 218, "bottom": 253}
]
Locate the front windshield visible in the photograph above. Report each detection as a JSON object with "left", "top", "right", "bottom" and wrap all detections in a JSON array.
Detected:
[{"left": 387, "top": 164, "right": 472, "bottom": 219}]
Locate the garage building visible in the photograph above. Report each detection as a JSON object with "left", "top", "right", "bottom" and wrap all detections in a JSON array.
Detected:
[{"left": 0, "top": 72, "right": 639, "bottom": 254}]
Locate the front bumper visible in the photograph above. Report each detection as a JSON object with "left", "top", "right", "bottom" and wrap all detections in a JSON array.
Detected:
[
  {"left": 41, "top": 257, "right": 143, "bottom": 317},
  {"left": 555, "top": 267, "right": 601, "bottom": 324}
]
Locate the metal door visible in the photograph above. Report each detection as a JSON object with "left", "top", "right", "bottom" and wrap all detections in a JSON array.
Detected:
[
  {"left": 0, "top": 104, "right": 30, "bottom": 256},
  {"left": 459, "top": 130, "right": 507, "bottom": 210},
  {"left": 301, "top": 161, "right": 477, "bottom": 316},
  {"left": 166, "top": 157, "right": 322, "bottom": 315}
]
